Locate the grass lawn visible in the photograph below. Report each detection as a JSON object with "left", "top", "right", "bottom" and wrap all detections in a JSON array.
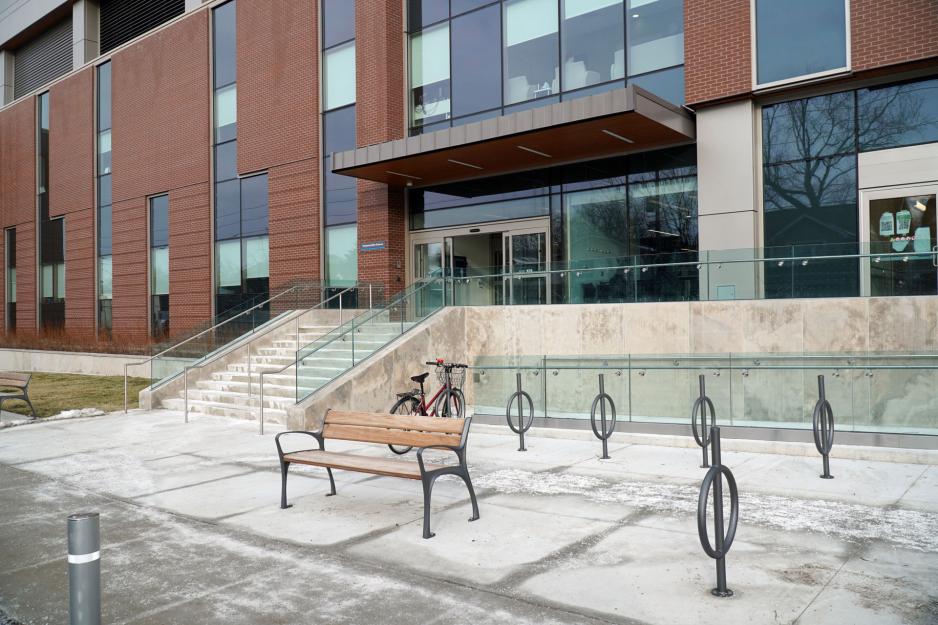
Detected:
[{"left": 0, "top": 373, "right": 150, "bottom": 418}]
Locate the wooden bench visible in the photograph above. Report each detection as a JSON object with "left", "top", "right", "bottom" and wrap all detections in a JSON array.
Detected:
[
  {"left": 0, "top": 372, "right": 37, "bottom": 419},
  {"left": 275, "top": 409, "right": 479, "bottom": 539}
]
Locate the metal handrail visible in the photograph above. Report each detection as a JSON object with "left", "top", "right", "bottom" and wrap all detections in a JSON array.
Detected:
[
  {"left": 123, "top": 282, "right": 366, "bottom": 412},
  {"left": 445, "top": 248, "right": 938, "bottom": 281},
  {"left": 180, "top": 285, "right": 363, "bottom": 425},
  {"left": 258, "top": 279, "right": 440, "bottom": 434}
]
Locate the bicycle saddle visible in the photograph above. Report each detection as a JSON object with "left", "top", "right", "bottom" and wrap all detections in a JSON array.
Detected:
[{"left": 410, "top": 372, "right": 430, "bottom": 384}]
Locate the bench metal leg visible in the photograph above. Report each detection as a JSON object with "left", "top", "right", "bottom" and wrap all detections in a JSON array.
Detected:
[
  {"left": 24, "top": 394, "right": 37, "bottom": 419},
  {"left": 421, "top": 475, "right": 437, "bottom": 539},
  {"left": 280, "top": 462, "right": 292, "bottom": 509},
  {"left": 460, "top": 470, "right": 480, "bottom": 523},
  {"left": 325, "top": 467, "right": 336, "bottom": 496}
]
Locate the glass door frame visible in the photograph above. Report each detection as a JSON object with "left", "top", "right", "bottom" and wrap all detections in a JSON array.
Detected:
[
  {"left": 408, "top": 217, "right": 551, "bottom": 298},
  {"left": 859, "top": 183, "right": 938, "bottom": 297},
  {"left": 502, "top": 224, "right": 552, "bottom": 305}
]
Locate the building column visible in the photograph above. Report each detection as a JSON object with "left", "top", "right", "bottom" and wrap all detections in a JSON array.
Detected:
[
  {"left": 355, "top": 0, "right": 406, "bottom": 294},
  {"left": 72, "top": 0, "right": 100, "bottom": 68},
  {"left": 0, "top": 50, "right": 13, "bottom": 106},
  {"left": 696, "top": 99, "right": 761, "bottom": 300}
]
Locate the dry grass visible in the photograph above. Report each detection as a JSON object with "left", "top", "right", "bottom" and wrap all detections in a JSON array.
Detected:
[
  {"left": 1, "top": 332, "right": 153, "bottom": 355},
  {"left": 0, "top": 373, "right": 151, "bottom": 418}
]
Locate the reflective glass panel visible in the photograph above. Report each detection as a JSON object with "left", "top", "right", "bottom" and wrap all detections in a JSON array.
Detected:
[
  {"left": 97, "top": 62, "right": 111, "bottom": 130},
  {"left": 98, "top": 174, "right": 112, "bottom": 207},
  {"left": 215, "top": 179, "right": 241, "bottom": 240},
  {"left": 564, "top": 186, "right": 628, "bottom": 302},
  {"left": 243, "top": 236, "right": 269, "bottom": 279},
  {"left": 756, "top": 0, "right": 846, "bottom": 85},
  {"left": 858, "top": 78, "right": 938, "bottom": 152},
  {"left": 150, "top": 247, "right": 169, "bottom": 295},
  {"left": 562, "top": 0, "right": 624, "bottom": 90},
  {"left": 150, "top": 194, "right": 169, "bottom": 247},
  {"left": 326, "top": 224, "right": 358, "bottom": 285},
  {"left": 213, "top": 0, "right": 237, "bottom": 88},
  {"left": 240, "top": 173, "right": 269, "bottom": 237},
  {"left": 451, "top": 5, "right": 501, "bottom": 118},
  {"left": 98, "top": 256, "right": 112, "bottom": 299},
  {"left": 97, "top": 130, "right": 111, "bottom": 174},
  {"left": 324, "top": 105, "right": 358, "bottom": 226},
  {"left": 216, "top": 239, "right": 241, "bottom": 288},
  {"left": 98, "top": 203, "right": 112, "bottom": 255},
  {"left": 411, "top": 23, "right": 450, "bottom": 123},
  {"left": 869, "top": 193, "right": 937, "bottom": 297},
  {"left": 214, "top": 84, "right": 237, "bottom": 143},
  {"left": 504, "top": 0, "right": 559, "bottom": 105},
  {"left": 762, "top": 92, "right": 856, "bottom": 164},
  {"left": 214, "top": 141, "right": 237, "bottom": 182},
  {"left": 626, "top": 0, "right": 683, "bottom": 76},
  {"left": 409, "top": 0, "right": 448, "bottom": 31},
  {"left": 629, "top": 65, "right": 684, "bottom": 104},
  {"left": 323, "top": 0, "right": 355, "bottom": 48},
  {"left": 325, "top": 42, "right": 356, "bottom": 110}
]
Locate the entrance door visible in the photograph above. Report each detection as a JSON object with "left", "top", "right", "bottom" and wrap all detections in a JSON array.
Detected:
[
  {"left": 503, "top": 227, "right": 551, "bottom": 305},
  {"left": 861, "top": 185, "right": 938, "bottom": 297}
]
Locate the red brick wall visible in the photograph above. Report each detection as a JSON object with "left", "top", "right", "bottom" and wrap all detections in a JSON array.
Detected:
[
  {"left": 684, "top": 0, "right": 751, "bottom": 106},
  {"left": 0, "top": 98, "right": 37, "bottom": 335},
  {"left": 110, "top": 11, "right": 211, "bottom": 340},
  {"left": 851, "top": 0, "right": 938, "bottom": 72},
  {"left": 356, "top": 0, "right": 406, "bottom": 293},
  {"left": 238, "top": 0, "right": 320, "bottom": 288},
  {"left": 49, "top": 68, "right": 96, "bottom": 337}
]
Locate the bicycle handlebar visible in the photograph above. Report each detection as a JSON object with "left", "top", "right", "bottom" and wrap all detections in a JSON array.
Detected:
[{"left": 425, "top": 361, "right": 467, "bottom": 368}]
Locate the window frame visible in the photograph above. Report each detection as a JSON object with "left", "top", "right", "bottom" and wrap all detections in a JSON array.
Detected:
[{"left": 751, "top": 0, "right": 851, "bottom": 91}]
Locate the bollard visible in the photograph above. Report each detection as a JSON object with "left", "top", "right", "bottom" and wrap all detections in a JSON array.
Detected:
[
  {"left": 505, "top": 372, "right": 534, "bottom": 452},
  {"left": 812, "top": 375, "right": 835, "bottom": 479},
  {"left": 691, "top": 374, "right": 716, "bottom": 468},
  {"left": 589, "top": 373, "right": 616, "bottom": 459},
  {"left": 68, "top": 512, "right": 101, "bottom": 625},
  {"left": 697, "top": 426, "right": 738, "bottom": 597}
]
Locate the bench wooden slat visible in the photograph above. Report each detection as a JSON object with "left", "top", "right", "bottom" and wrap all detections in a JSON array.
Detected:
[
  {"left": 0, "top": 373, "right": 29, "bottom": 388},
  {"left": 283, "top": 450, "right": 423, "bottom": 480},
  {"left": 323, "top": 423, "right": 462, "bottom": 449},
  {"left": 324, "top": 410, "right": 465, "bottom": 435}
]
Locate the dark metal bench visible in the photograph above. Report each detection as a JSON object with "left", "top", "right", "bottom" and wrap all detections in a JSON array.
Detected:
[
  {"left": 0, "top": 372, "right": 37, "bottom": 419},
  {"left": 275, "top": 409, "right": 479, "bottom": 539}
]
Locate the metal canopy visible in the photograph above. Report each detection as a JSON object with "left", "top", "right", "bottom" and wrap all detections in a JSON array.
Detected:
[{"left": 332, "top": 85, "right": 695, "bottom": 188}]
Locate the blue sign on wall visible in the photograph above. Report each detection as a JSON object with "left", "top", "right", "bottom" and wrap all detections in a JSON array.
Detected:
[{"left": 360, "top": 241, "right": 386, "bottom": 252}]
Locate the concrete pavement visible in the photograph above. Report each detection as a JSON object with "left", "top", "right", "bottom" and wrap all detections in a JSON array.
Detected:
[{"left": 0, "top": 410, "right": 936, "bottom": 624}]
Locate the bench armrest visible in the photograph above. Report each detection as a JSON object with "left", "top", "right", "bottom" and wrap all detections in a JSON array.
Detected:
[
  {"left": 416, "top": 444, "right": 460, "bottom": 474},
  {"left": 275, "top": 430, "right": 324, "bottom": 462}
]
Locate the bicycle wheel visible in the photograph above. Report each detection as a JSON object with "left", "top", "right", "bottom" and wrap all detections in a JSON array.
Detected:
[
  {"left": 388, "top": 395, "right": 419, "bottom": 454},
  {"left": 433, "top": 387, "right": 465, "bottom": 419}
]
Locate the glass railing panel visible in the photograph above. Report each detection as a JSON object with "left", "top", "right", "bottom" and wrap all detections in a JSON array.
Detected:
[
  {"left": 627, "top": 355, "right": 700, "bottom": 425},
  {"left": 470, "top": 356, "right": 545, "bottom": 418},
  {"left": 863, "top": 353, "right": 938, "bottom": 435},
  {"left": 544, "top": 357, "right": 629, "bottom": 421}
]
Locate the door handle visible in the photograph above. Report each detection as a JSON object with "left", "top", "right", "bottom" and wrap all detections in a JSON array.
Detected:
[{"left": 933, "top": 245, "right": 937, "bottom": 268}]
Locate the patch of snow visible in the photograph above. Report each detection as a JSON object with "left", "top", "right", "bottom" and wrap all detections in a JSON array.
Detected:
[
  {"left": 0, "top": 407, "right": 107, "bottom": 430},
  {"left": 476, "top": 469, "right": 938, "bottom": 553}
]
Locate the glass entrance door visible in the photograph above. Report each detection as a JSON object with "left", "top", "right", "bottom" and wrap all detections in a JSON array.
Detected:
[
  {"left": 503, "top": 228, "right": 550, "bottom": 305},
  {"left": 862, "top": 186, "right": 938, "bottom": 297}
]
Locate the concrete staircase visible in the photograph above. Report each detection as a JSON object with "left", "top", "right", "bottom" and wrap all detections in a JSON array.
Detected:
[{"left": 160, "top": 317, "right": 413, "bottom": 424}]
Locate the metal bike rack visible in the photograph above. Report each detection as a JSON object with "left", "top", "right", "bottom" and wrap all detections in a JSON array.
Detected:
[
  {"left": 812, "top": 374, "right": 835, "bottom": 479},
  {"left": 697, "top": 425, "right": 738, "bottom": 598},
  {"left": 589, "top": 373, "right": 617, "bottom": 459},
  {"left": 691, "top": 374, "right": 716, "bottom": 468},
  {"left": 505, "top": 372, "right": 534, "bottom": 452}
]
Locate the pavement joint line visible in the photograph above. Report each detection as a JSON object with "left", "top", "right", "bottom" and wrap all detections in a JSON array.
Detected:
[
  {"left": 889, "top": 464, "right": 931, "bottom": 507},
  {"left": 128, "top": 469, "right": 261, "bottom": 499},
  {"left": 1, "top": 532, "right": 160, "bottom": 577},
  {"left": 117, "top": 576, "right": 261, "bottom": 625},
  {"left": 790, "top": 556, "right": 853, "bottom": 625}
]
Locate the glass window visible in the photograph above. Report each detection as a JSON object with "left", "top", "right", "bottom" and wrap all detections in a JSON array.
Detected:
[
  {"left": 213, "top": 0, "right": 237, "bottom": 88},
  {"left": 858, "top": 78, "right": 938, "bottom": 152},
  {"left": 214, "top": 140, "right": 238, "bottom": 182},
  {"left": 97, "top": 62, "right": 111, "bottom": 130},
  {"left": 325, "top": 41, "right": 356, "bottom": 110},
  {"left": 410, "top": 0, "right": 448, "bottom": 30},
  {"left": 629, "top": 65, "right": 684, "bottom": 104},
  {"left": 504, "top": 0, "right": 559, "bottom": 105},
  {"left": 240, "top": 173, "right": 269, "bottom": 237},
  {"left": 98, "top": 256, "right": 112, "bottom": 299},
  {"left": 411, "top": 24, "right": 450, "bottom": 124},
  {"left": 452, "top": 0, "right": 494, "bottom": 17},
  {"left": 629, "top": 177, "right": 698, "bottom": 254},
  {"left": 41, "top": 264, "right": 53, "bottom": 299},
  {"left": 626, "top": 0, "right": 683, "bottom": 76},
  {"left": 97, "top": 130, "right": 111, "bottom": 174},
  {"left": 562, "top": 0, "right": 624, "bottom": 91},
  {"left": 324, "top": 105, "right": 357, "bottom": 155},
  {"left": 98, "top": 174, "right": 112, "bottom": 208},
  {"left": 755, "top": 0, "right": 846, "bottom": 85},
  {"left": 150, "top": 195, "right": 169, "bottom": 247},
  {"left": 323, "top": 0, "right": 355, "bottom": 48},
  {"left": 564, "top": 186, "right": 629, "bottom": 282},
  {"left": 762, "top": 92, "right": 855, "bottom": 164},
  {"left": 324, "top": 105, "right": 358, "bottom": 226},
  {"left": 98, "top": 203, "right": 112, "bottom": 255},
  {"left": 8, "top": 267, "right": 15, "bottom": 303},
  {"left": 326, "top": 224, "right": 358, "bottom": 285},
  {"left": 451, "top": 5, "right": 501, "bottom": 118},
  {"left": 215, "top": 179, "right": 241, "bottom": 240},
  {"left": 243, "top": 236, "right": 269, "bottom": 279},
  {"left": 150, "top": 247, "right": 169, "bottom": 295},
  {"left": 39, "top": 92, "right": 49, "bottom": 130},
  {"left": 763, "top": 155, "right": 857, "bottom": 247},
  {"left": 54, "top": 263, "right": 65, "bottom": 299},
  {"left": 216, "top": 239, "right": 241, "bottom": 288},
  {"left": 214, "top": 84, "right": 237, "bottom": 143}
]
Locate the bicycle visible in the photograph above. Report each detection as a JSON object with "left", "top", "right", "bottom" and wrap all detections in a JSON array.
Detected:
[{"left": 388, "top": 359, "right": 467, "bottom": 455}]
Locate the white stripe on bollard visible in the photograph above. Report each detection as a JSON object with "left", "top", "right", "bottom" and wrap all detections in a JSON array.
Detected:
[{"left": 67, "top": 551, "right": 100, "bottom": 564}]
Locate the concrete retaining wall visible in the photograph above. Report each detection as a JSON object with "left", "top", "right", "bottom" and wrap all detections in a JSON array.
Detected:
[{"left": 0, "top": 348, "right": 142, "bottom": 376}]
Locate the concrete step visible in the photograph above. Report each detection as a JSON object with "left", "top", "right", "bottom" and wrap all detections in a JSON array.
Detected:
[
  {"left": 161, "top": 397, "right": 288, "bottom": 424},
  {"left": 194, "top": 379, "right": 297, "bottom": 398},
  {"left": 180, "top": 388, "right": 293, "bottom": 409}
]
